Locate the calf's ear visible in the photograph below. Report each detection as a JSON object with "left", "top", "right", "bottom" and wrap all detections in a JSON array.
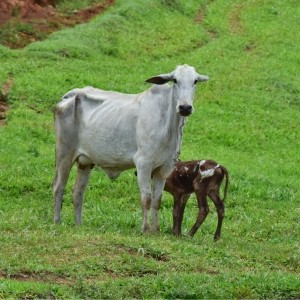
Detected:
[
  {"left": 195, "top": 74, "right": 209, "bottom": 83},
  {"left": 145, "top": 73, "right": 174, "bottom": 85}
]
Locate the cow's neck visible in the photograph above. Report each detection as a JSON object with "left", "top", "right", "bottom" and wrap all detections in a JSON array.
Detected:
[{"left": 165, "top": 88, "right": 186, "bottom": 161}]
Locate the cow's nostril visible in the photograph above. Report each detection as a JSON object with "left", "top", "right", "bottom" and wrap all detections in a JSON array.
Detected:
[
  {"left": 179, "top": 105, "right": 192, "bottom": 112},
  {"left": 179, "top": 105, "right": 193, "bottom": 116}
]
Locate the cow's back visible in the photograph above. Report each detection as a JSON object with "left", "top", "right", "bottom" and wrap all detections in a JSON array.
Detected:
[{"left": 55, "top": 86, "right": 143, "bottom": 170}]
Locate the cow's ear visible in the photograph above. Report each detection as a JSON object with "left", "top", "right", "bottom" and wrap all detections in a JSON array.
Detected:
[
  {"left": 145, "top": 73, "right": 173, "bottom": 85},
  {"left": 195, "top": 74, "right": 209, "bottom": 83}
]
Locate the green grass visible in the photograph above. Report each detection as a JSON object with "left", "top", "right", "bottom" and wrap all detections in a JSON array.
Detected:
[{"left": 0, "top": 0, "right": 299, "bottom": 298}]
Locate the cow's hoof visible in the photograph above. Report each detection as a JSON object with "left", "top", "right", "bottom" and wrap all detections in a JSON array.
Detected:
[
  {"left": 141, "top": 224, "right": 150, "bottom": 234},
  {"left": 54, "top": 218, "right": 61, "bottom": 224},
  {"left": 151, "top": 225, "right": 160, "bottom": 233}
]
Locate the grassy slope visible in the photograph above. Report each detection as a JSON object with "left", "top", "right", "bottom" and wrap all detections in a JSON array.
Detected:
[{"left": 0, "top": 0, "right": 299, "bottom": 298}]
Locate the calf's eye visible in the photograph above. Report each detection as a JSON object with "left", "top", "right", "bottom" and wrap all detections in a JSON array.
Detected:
[{"left": 173, "top": 79, "right": 177, "bottom": 84}]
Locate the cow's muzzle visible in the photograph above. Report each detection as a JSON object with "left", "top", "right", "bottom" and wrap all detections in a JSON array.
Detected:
[{"left": 178, "top": 104, "right": 193, "bottom": 116}]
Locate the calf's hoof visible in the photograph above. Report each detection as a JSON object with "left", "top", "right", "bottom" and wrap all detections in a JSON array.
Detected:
[
  {"left": 172, "top": 229, "right": 181, "bottom": 236},
  {"left": 188, "top": 230, "right": 196, "bottom": 238},
  {"left": 213, "top": 235, "right": 221, "bottom": 241}
]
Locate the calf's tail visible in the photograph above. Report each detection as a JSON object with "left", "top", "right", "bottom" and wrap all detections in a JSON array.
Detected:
[{"left": 219, "top": 165, "right": 229, "bottom": 202}]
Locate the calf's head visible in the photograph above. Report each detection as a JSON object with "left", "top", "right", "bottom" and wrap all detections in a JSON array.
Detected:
[{"left": 145, "top": 64, "right": 209, "bottom": 116}]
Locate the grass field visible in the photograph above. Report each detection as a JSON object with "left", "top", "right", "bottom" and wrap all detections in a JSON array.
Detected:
[{"left": 0, "top": 0, "right": 299, "bottom": 298}]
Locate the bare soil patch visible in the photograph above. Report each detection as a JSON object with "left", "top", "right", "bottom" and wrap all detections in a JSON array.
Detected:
[
  {"left": 0, "top": 76, "right": 13, "bottom": 125},
  {"left": 0, "top": 269, "right": 72, "bottom": 285},
  {"left": 0, "top": 0, "right": 115, "bottom": 49},
  {"left": 0, "top": 0, "right": 114, "bottom": 125}
]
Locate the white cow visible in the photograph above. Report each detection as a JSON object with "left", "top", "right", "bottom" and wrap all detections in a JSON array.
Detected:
[{"left": 53, "top": 64, "right": 209, "bottom": 233}]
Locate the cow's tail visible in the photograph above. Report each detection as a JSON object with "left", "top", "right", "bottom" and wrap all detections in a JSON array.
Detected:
[
  {"left": 74, "top": 92, "right": 84, "bottom": 121},
  {"left": 53, "top": 93, "right": 81, "bottom": 168},
  {"left": 219, "top": 165, "right": 229, "bottom": 202}
]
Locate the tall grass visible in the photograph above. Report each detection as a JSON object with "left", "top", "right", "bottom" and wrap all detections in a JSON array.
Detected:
[{"left": 0, "top": 0, "right": 299, "bottom": 298}]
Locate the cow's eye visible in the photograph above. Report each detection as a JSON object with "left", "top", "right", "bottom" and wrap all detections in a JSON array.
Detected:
[
  {"left": 173, "top": 79, "right": 177, "bottom": 84},
  {"left": 194, "top": 79, "right": 198, "bottom": 84}
]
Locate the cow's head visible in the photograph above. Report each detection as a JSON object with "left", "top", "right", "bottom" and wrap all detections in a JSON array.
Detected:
[{"left": 145, "top": 64, "right": 209, "bottom": 116}]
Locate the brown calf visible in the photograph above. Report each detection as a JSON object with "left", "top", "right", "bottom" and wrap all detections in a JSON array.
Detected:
[{"left": 164, "top": 160, "right": 229, "bottom": 240}]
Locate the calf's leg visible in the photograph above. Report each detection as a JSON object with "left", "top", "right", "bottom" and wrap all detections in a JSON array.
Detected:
[
  {"left": 209, "top": 190, "right": 225, "bottom": 241},
  {"left": 189, "top": 188, "right": 209, "bottom": 237},
  {"left": 172, "top": 192, "right": 183, "bottom": 235},
  {"left": 178, "top": 194, "right": 190, "bottom": 229},
  {"left": 172, "top": 193, "right": 190, "bottom": 236}
]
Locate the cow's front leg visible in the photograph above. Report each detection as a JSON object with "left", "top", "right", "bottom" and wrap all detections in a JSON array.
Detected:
[
  {"left": 135, "top": 162, "right": 152, "bottom": 233},
  {"left": 152, "top": 176, "right": 166, "bottom": 232},
  {"left": 141, "top": 192, "right": 152, "bottom": 233}
]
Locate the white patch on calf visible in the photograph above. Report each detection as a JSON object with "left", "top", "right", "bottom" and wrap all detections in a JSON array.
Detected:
[
  {"left": 199, "top": 164, "right": 219, "bottom": 180},
  {"left": 193, "top": 160, "right": 205, "bottom": 172},
  {"left": 200, "top": 168, "right": 215, "bottom": 179},
  {"left": 199, "top": 160, "right": 206, "bottom": 166},
  {"left": 184, "top": 166, "right": 189, "bottom": 172}
]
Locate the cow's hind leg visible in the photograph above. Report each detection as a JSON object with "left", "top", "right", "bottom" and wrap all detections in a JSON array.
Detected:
[
  {"left": 209, "top": 190, "right": 225, "bottom": 241},
  {"left": 73, "top": 163, "right": 93, "bottom": 225},
  {"left": 53, "top": 157, "right": 73, "bottom": 224}
]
